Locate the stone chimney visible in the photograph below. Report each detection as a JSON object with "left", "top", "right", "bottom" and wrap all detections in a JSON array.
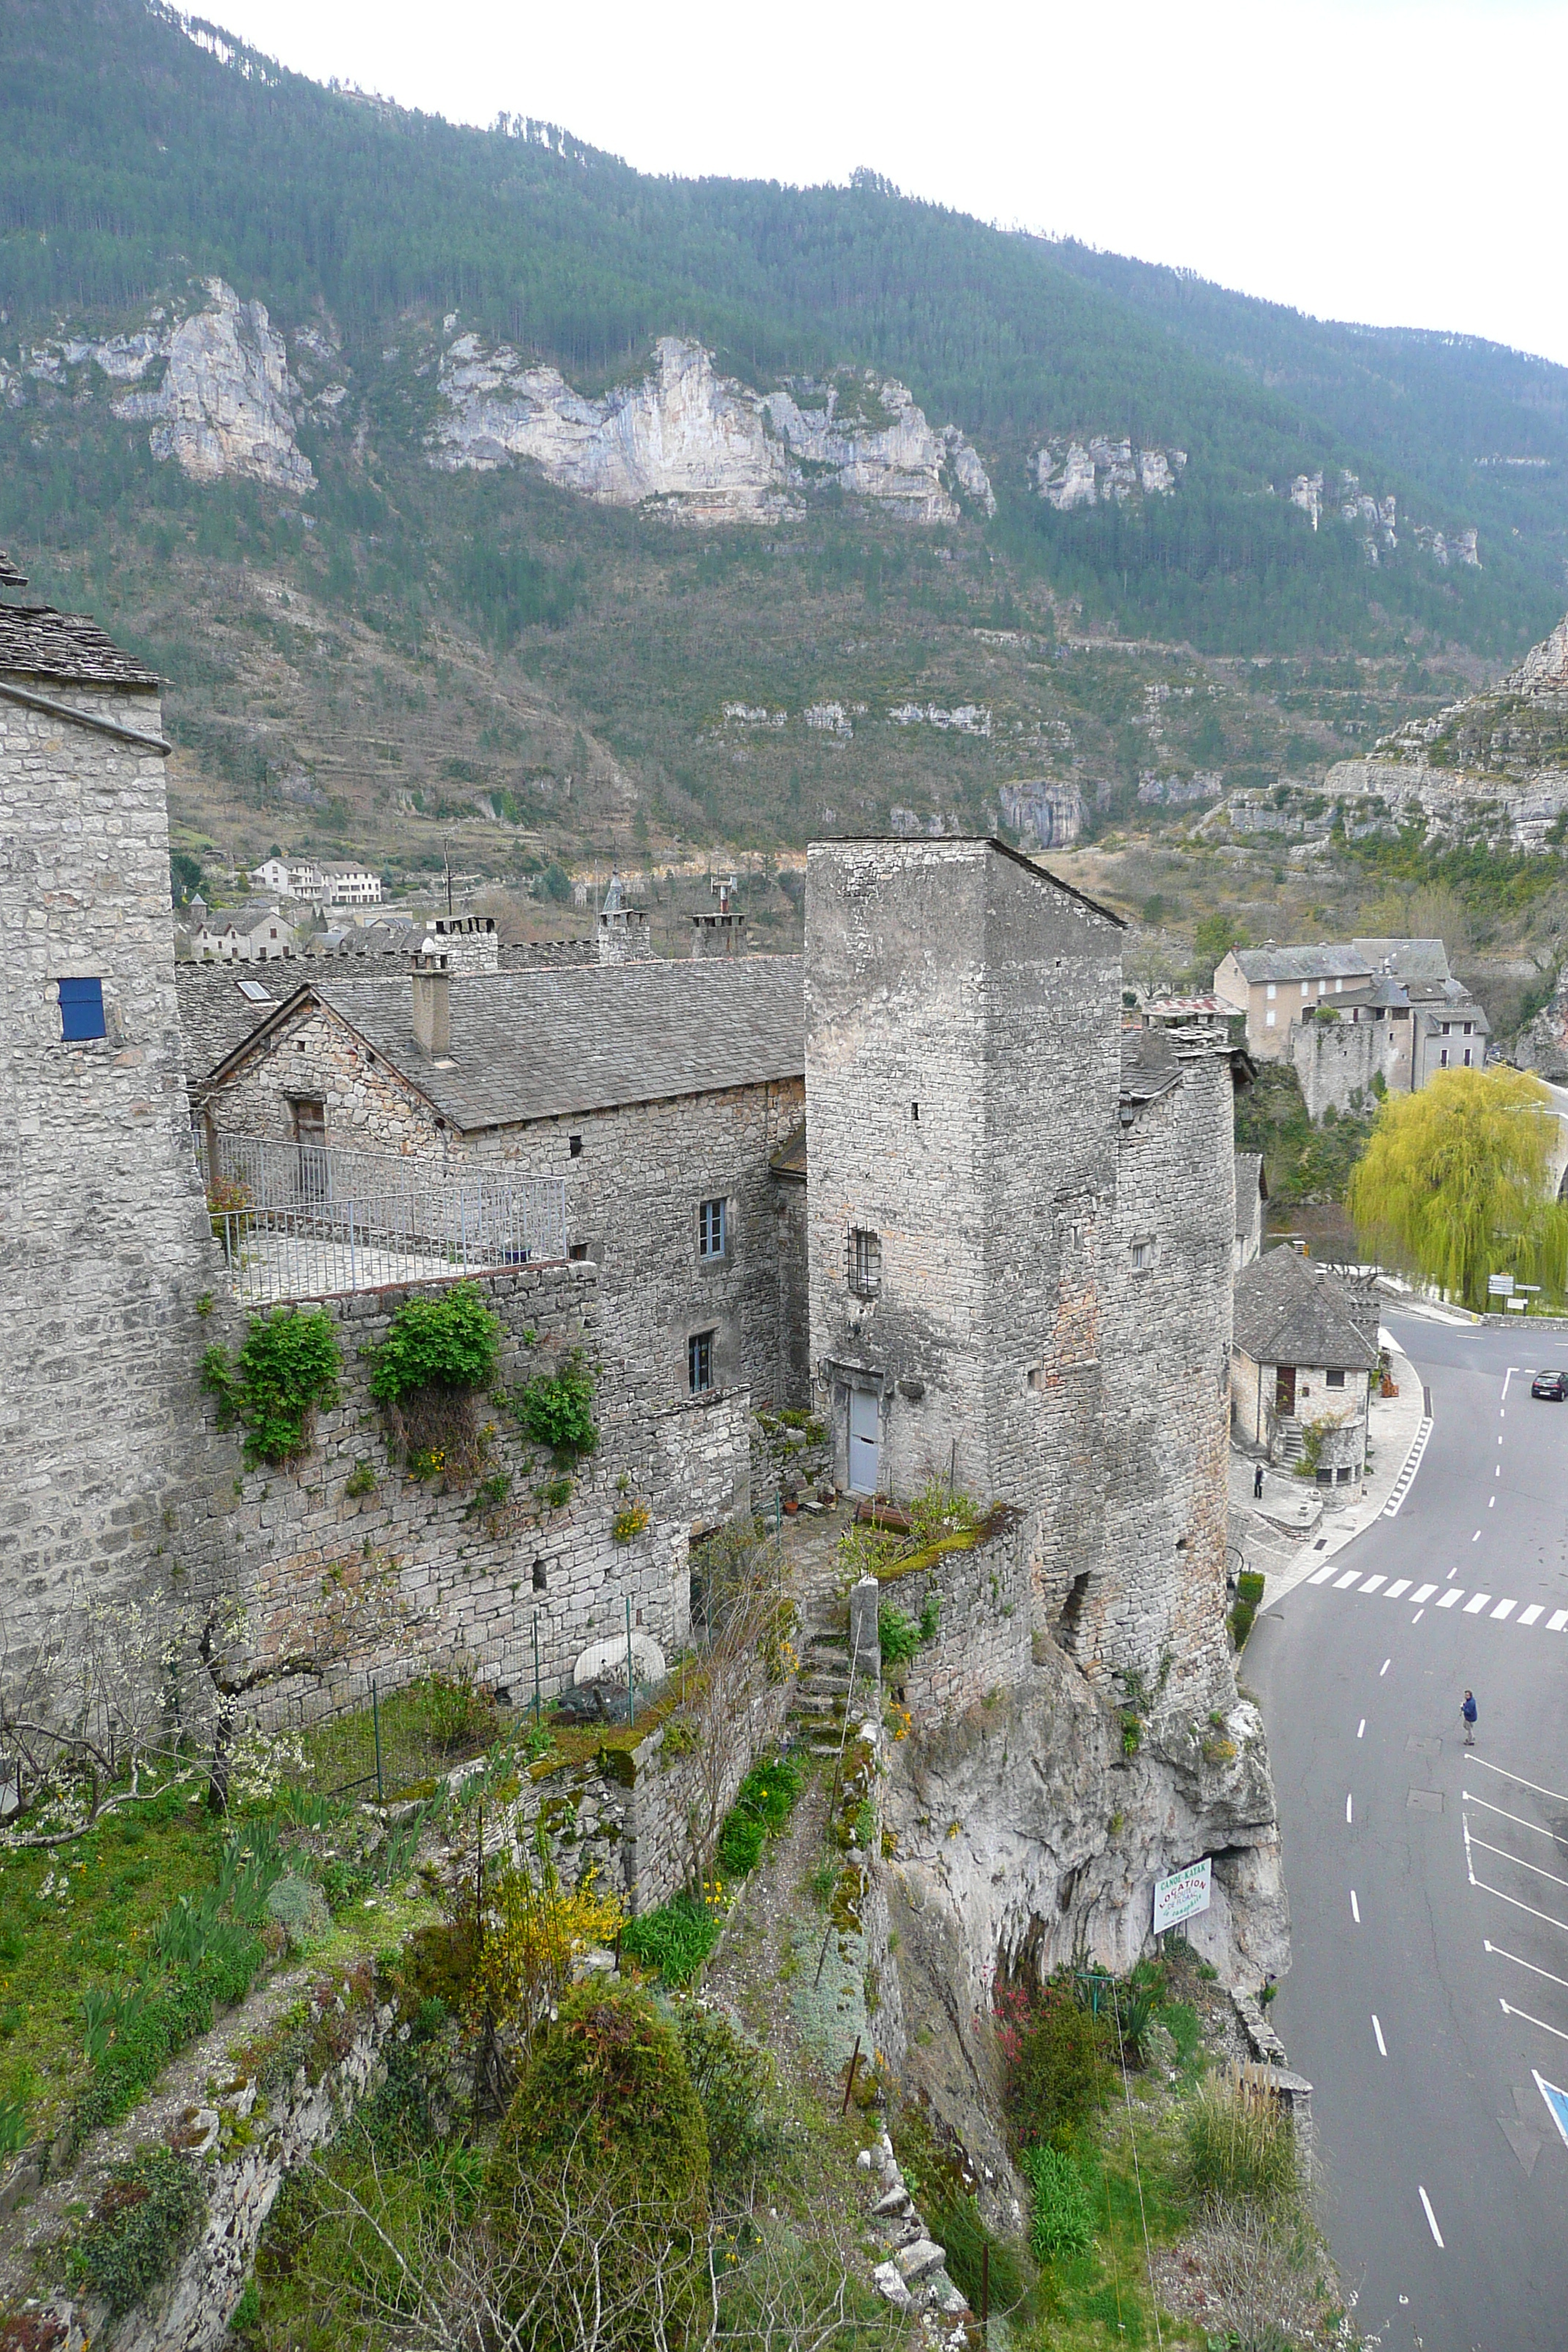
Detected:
[
  {"left": 597, "top": 873, "right": 653, "bottom": 965},
  {"left": 690, "top": 910, "right": 747, "bottom": 959},
  {"left": 412, "top": 960, "right": 451, "bottom": 1058}
]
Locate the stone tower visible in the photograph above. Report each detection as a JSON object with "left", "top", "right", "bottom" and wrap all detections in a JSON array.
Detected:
[{"left": 0, "top": 556, "right": 228, "bottom": 1670}]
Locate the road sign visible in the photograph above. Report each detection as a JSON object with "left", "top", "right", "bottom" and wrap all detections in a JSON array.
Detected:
[
  {"left": 1489, "top": 1273, "right": 1515, "bottom": 1297},
  {"left": 1153, "top": 1857, "right": 1212, "bottom": 1934}
]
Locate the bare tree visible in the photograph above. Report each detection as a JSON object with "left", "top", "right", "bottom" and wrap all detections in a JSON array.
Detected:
[{"left": 1188, "top": 2206, "right": 1338, "bottom": 2352}]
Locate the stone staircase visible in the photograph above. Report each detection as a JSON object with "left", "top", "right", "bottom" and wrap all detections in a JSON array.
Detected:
[
  {"left": 784, "top": 1521, "right": 876, "bottom": 1757},
  {"left": 1279, "top": 1421, "right": 1305, "bottom": 1464}
]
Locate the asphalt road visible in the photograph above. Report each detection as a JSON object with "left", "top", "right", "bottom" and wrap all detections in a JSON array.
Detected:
[{"left": 1248, "top": 1312, "right": 1568, "bottom": 2352}]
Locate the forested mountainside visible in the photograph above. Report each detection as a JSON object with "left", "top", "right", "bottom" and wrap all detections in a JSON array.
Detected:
[{"left": 2, "top": 0, "right": 1566, "bottom": 893}]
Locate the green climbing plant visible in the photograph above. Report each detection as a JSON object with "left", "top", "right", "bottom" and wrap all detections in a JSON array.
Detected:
[{"left": 202, "top": 1308, "right": 342, "bottom": 1467}]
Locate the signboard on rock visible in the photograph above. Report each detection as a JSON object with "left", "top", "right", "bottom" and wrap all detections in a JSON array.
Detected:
[{"left": 1153, "top": 1857, "right": 1212, "bottom": 1935}]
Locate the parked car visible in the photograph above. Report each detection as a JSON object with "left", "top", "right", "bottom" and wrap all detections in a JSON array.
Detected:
[{"left": 1531, "top": 1369, "right": 1567, "bottom": 1400}]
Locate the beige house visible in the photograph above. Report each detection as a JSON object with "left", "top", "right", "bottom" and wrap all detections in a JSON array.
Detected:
[
  {"left": 1231, "top": 1248, "right": 1379, "bottom": 1484},
  {"left": 190, "top": 902, "right": 295, "bottom": 962},
  {"left": 1213, "top": 943, "right": 1373, "bottom": 1059}
]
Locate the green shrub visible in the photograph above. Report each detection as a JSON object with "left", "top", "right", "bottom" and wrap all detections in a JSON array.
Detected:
[
  {"left": 0, "top": 2094, "right": 28, "bottom": 2157},
  {"left": 878, "top": 1603, "right": 922, "bottom": 1667},
  {"left": 1021, "top": 2144, "right": 1095, "bottom": 2262},
  {"left": 418, "top": 1660, "right": 497, "bottom": 1753},
  {"left": 491, "top": 1980, "right": 709, "bottom": 2201},
  {"left": 998, "top": 1978, "right": 1112, "bottom": 2150},
  {"left": 366, "top": 1279, "right": 502, "bottom": 1403},
  {"left": 516, "top": 1349, "right": 599, "bottom": 1459},
  {"left": 67, "top": 2146, "right": 208, "bottom": 2315},
  {"left": 674, "top": 2003, "right": 774, "bottom": 2187},
  {"left": 228, "top": 2274, "right": 260, "bottom": 2332},
  {"left": 619, "top": 1892, "right": 719, "bottom": 1986},
  {"left": 202, "top": 1307, "right": 342, "bottom": 1466},
  {"left": 1180, "top": 2080, "right": 1301, "bottom": 2209},
  {"left": 716, "top": 1809, "right": 766, "bottom": 1876},
  {"left": 264, "top": 1874, "right": 331, "bottom": 1950},
  {"left": 401, "top": 1918, "right": 479, "bottom": 2010},
  {"left": 1230, "top": 1569, "right": 1266, "bottom": 1649},
  {"left": 733, "top": 1755, "right": 804, "bottom": 1833},
  {"left": 927, "top": 2186, "right": 1029, "bottom": 2314}
]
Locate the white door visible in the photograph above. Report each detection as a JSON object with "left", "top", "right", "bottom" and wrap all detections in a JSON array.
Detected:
[{"left": 848, "top": 1388, "right": 880, "bottom": 1495}]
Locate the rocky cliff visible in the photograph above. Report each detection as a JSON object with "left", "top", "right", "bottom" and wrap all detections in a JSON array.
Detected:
[
  {"left": 1033, "top": 434, "right": 1186, "bottom": 509},
  {"left": 429, "top": 333, "right": 995, "bottom": 524},
  {"left": 1321, "top": 606, "right": 1568, "bottom": 850}
]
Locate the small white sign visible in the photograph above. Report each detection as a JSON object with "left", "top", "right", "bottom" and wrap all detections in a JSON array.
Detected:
[
  {"left": 1488, "top": 1273, "right": 1515, "bottom": 1297},
  {"left": 1153, "top": 1857, "right": 1213, "bottom": 1935}
]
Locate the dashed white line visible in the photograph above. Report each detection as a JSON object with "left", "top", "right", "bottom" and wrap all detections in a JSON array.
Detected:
[
  {"left": 1352, "top": 1890, "right": 1361, "bottom": 1922},
  {"left": 1357, "top": 1719, "right": 1366, "bottom": 1738},
  {"left": 1418, "top": 2185, "right": 1444, "bottom": 2248},
  {"left": 1472, "top": 1530, "right": 1481, "bottom": 1542},
  {"left": 1490, "top": 1495, "right": 1497, "bottom": 1508},
  {"left": 1413, "top": 1609, "right": 1425, "bottom": 1622},
  {"left": 1379, "top": 1658, "right": 1390, "bottom": 1676},
  {"left": 1346, "top": 1793, "right": 1354, "bottom": 1825},
  {"left": 1373, "top": 2013, "right": 1387, "bottom": 2055}
]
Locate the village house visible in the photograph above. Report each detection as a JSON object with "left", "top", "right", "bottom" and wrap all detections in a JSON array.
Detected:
[
  {"left": 190, "top": 900, "right": 295, "bottom": 962},
  {"left": 251, "top": 856, "right": 383, "bottom": 908},
  {"left": 1215, "top": 936, "right": 1489, "bottom": 1117},
  {"left": 1213, "top": 943, "right": 1376, "bottom": 1058},
  {"left": 1230, "top": 1247, "right": 1379, "bottom": 1484}
]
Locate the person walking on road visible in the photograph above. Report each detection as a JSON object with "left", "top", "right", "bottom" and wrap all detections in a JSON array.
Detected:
[
  {"left": 1461, "top": 1689, "right": 1478, "bottom": 1746},
  {"left": 1254, "top": 1462, "right": 1265, "bottom": 1501}
]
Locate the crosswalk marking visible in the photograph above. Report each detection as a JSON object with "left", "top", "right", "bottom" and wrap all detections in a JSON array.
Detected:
[
  {"left": 1308, "top": 1561, "right": 1339, "bottom": 1585},
  {"left": 1520, "top": 1605, "right": 1544, "bottom": 1626},
  {"left": 1386, "top": 1579, "right": 1411, "bottom": 1599},
  {"left": 1553, "top": 1611, "right": 1568, "bottom": 1632},
  {"left": 1438, "top": 1589, "right": 1464, "bottom": 1609},
  {"left": 1492, "top": 1599, "right": 1517, "bottom": 1620},
  {"left": 1335, "top": 1569, "right": 1362, "bottom": 1588},
  {"left": 1411, "top": 1583, "right": 1437, "bottom": 1604},
  {"left": 1297, "top": 1578, "right": 1568, "bottom": 1643},
  {"left": 1359, "top": 1575, "right": 1387, "bottom": 1594},
  {"left": 1463, "top": 1593, "right": 1492, "bottom": 1613}
]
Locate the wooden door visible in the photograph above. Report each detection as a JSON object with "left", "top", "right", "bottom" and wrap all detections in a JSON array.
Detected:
[{"left": 1275, "top": 1365, "right": 1296, "bottom": 1417}]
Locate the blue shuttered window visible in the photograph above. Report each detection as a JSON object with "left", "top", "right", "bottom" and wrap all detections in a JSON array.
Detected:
[{"left": 58, "top": 978, "right": 106, "bottom": 1041}]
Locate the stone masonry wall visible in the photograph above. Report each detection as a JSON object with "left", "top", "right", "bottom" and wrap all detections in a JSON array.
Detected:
[
  {"left": 0, "top": 679, "right": 239, "bottom": 1676},
  {"left": 876, "top": 1516, "right": 1033, "bottom": 1720},
  {"left": 203, "top": 989, "right": 806, "bottom": 1411},
  {"left": 1289, "top": 1014, "right": 1400, "bottom": 1120},
  {"left": 220, "top": 1261, "right": 750, "bottom": 1735}
]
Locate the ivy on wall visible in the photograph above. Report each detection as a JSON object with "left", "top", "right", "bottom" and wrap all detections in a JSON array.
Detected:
[{"left": 202, "top": 1308, "right": 342, "bottom": 1467}]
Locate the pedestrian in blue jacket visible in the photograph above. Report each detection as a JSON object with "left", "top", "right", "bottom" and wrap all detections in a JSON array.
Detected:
[{"left": 1461, "top": 1689, "right": 1478, "bottom": 1747}]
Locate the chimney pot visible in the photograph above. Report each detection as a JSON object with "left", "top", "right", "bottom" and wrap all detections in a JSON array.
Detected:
[{"left": 412, "top": 961, "right": 451, "bottom": 1058}]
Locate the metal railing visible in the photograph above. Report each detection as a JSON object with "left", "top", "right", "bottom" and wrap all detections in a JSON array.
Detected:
[{"left": 197, "top": 1133, "right": 568, "bottom": 1303}]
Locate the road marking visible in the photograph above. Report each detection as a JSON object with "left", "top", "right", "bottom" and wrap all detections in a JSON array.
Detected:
[
  {"left": 1472, "top": 1530, "right": 1480, "bottom": 1542},
  {"left": 1360, "top": 1575, "right": 1387, "bottom": 1594},
  {"left": 1357, "top": 1719, "right": 1365, "bottom": 1738},
  {"left": 1379, "top": 1658, "right": 1390, "bottom": 1676},
  {"left": 1533, "top": 2070, "right": 1568, "bottom": 2148},
  {"left": 1502, "top": 1998, "right": 1568, "bottom": 2048},
  {"left": 1469, "top": 1755, "right": 1568, "bottom": 1808},
  {"left": 1466, "top": 1794, "right": 1559, "bottom": 1842},
  {"left": 1383, "top": 1416, "right": 1433, "bottom": 1517},
  {"left": 1346, "top": 1793, "right": 1353, "bottom": 1824},
  {"left": 1437, "top": 1589, "right": 1464, "bottom": 1608},
  {"left": 1373, "top": 2013, "right": 1387, "bottom": 2054},
  {"left": 1414, "top": 1609, "right": 1424, "bottom": 1621},
  {"left": 1469, "top": 1834, "right": 1568, "bottom": 1896},
  {"left": 1496, "top": 1465, "right": 1501, "bottom": 1477},
  {"left": 1499, "top": 1434, "right": 1504, "bottom": 1444},
  {"left": 1386, "top": 1579, "right": 1411, "bottom": 1599},
  {"left": 1352, "top": 1890, "right": 1360, "bottom": 1922},
  {"left": 1418, "top": 2185, "right": 1444, "bottom": 2248},
  {"left": 1308, "top": 1561, "right": 1338, "bottom": 1584},
  {"left": 1335, "top": 1569, "right": 1361, "bottom": 1588},
  {"left": 1411, "top": 1583, "right": 1436, "bottom": 1603},
  {"left": 1490, "top": 1495, "right": 1496, "bottom": 1507},
  {"left": 1493, "top": 1599, "right": 1518, "bottom": 1620},
  {"left": 1485, "top": 1941, "right": 1568, "bottom": 1994},
  {"left": 1521, "top": 1605, "right": 1544, "bottom": 1626},
  {"left": 1503, "top": 1368, "right": 1515, "bottom": 1401},
  {"left": 1551, "top": 1610, "right": 1568, "bottom": 1632},
  {"left": 1470, "top": 1873, "right": 1568, "bottom": 1935},
  {"left": 1463, "top": 1593, "right": 1492, "bottom": 1613}
]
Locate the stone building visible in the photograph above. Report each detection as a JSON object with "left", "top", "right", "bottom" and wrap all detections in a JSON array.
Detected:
[
  {"left": 193, "top": 958, "right": 807, "bottom": 1410},
  {"left": 804, "top": 838, "right": 1246, "bottom": 1709},
  {"left": 1235, "top": 1152, "right": 1267, "bottom": 1270},
  {"left": 1230, "top": 1247, "right": 1379, "bottom": 1480},
  {"left": 1213, "top": 943, "right": 1373, "bottom": 1059},
  {"left": 0, "top": 556, "right": 233, "bottom": 1667},
  {"left": 1216, "top": 935, "right": 1488, "bottom": 1116}
]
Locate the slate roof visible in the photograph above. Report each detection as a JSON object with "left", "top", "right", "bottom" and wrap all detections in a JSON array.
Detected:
[
  {"left": 1235, "top": 1152, "right": 1267, "bottom": 1239},
  {"left": 176, "top": 965, "right": 287, "bottom": 1083},
  {"left": 0, "top": 602, "right": 159, "bottom": 686},
  {"left": 1232, "top": 1248, "right": 1379, "bottom": 1373},
  {"left": 1352, "top": 937, "right": 1452, "bottom": 981},
  {"left": 1231, "top": 944, "right": 1372, "bottom": 984},
  {"left": 291, "top": 957, "right": 807, "bottom": 1129},
  {"left": 1119, "top": 1028, "right": 1183, "bottom": 1117},
  {"left": 0, "top": 550, "right": 28, "bottom": 589},
  {"left": 770, "top": 1120, "right": 807, "bottom": 1180}
]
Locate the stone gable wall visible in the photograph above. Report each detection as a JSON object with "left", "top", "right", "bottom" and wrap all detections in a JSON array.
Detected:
[
  {"left": 0, "top": 681, "right": 238, "bottom": 1675},
  {"left": 203, "top": 993, "right": 805, "bottom": 1411},
  {"left": 1289, "top": 1013, "right": 1401, "bottom": 1120}
]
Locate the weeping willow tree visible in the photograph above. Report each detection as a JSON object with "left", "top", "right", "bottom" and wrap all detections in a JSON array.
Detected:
[{"left": 1349, "top": 1066, "right": 1568, "bottom": 1308}]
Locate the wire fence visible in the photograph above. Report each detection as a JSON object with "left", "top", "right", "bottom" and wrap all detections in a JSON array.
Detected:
[{"left": 197, "top": 1133, "right": 568, "bottom": 1304}]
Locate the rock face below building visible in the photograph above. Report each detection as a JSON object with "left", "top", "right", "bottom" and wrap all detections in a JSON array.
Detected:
[
  {"left": 429, "top": 333, "right": 994, "bottom": 524},
  {"left": 1322, "top": 606, "right": 1568, "bottom": 851}
]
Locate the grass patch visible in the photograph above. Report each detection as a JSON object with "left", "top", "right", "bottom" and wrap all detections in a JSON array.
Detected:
[{"left": 619, "top": 1891, "right": 720, "bottom": 1986}]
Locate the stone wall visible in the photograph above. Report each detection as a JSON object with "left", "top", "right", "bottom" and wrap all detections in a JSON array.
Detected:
[
  {"left": 1289, "top": 1013, "right": 1400, "bottom": 1120},
  {"left": 219, "top": 1261, "right": 750, "bottom": 1734},
  {"left": 203, "top": 988, "right": 806, "bottom": 1411},
  {"left": 0, "top": 678, "right": 238, "bottom": 1676},
  {"left": 876, "top": 1515, "right": 1033, "bottom": 1720}
]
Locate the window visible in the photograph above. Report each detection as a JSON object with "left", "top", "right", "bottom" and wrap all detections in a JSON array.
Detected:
[
  {"left": 1463, "top": 1049, "right": 1472, "bottom": 1067},
  {"left": 235, "top": 978, "right": 271, "bottom": 1003},
  {"left": 911, "top": 1101, "right": 919, "bottom": 1121},
  {"left": 1335, "top": 1465, "right": 1354, "bottom": 1484},
  {"left": 1440, "top": 1021, "right": 1451, "bottom": 1036},
  {"left": 688, "top": 1330, "right": 715, "bottom": 1393},
  {"left": 58, "top": 978, "right": 105, "bottom": 1041},
  {"left": 1130, "top": 1238, "right": 1154, "bottom": 1271},
  {"left": 568, "top": 1134, "right": 583, "bottom": 1158},
  {"left": 1439, "top": 1049, "right": 1449, "bottom": 1068},
  {"left": 1463, "top": 1022, "right": 1473, "bottom": 1036},
  {"left": 1326, "top": 1368, "right": 1346, "bottom": 1389},
  {"left": 698, "top": 1196, "right": 727, "bottom": 1259},
  {"left": 568, "top": 1242, "right": 589, "bottom": 1262},
  {"left": 1266, "top": 983, "right": 1277, "bottom": 1000},
  {"left": 532, "top": 1560, "right": 547, "bottom": 1591},
  {"left": 1315, "top": 1468, "right": 1333, "bottom": 1487},
  {"left": 1334, "top": 977, "right": 1343, "bottom": 991},
  {"left": 1265, "top": 1010, "right": 1275, "bottom": 1028},
  {"left": 1301, "top": 982, "right": 1310, "bottom": 998},
  {"left": 848, "top": 1228, "right": 882, "bottom": 1297}
]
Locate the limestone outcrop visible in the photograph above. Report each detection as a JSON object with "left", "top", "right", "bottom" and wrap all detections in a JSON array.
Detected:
[
  {"left": 1322, "top": 605, "right": 1568, "bottom": 851},
  {"left": 1033, "top": 434, "right": 1186, "bottom": 509},
  {"left": 113, "top": 279, "right": 316, "bottom": 494},
  {"left": 998, "top": 776, "right": 1082, "bottom": 848},
  {"left": 429, "top": 332, "right": 995, "bottom": 524}
]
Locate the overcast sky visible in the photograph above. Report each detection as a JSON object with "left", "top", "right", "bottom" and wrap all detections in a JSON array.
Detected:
[{"left": 206, "top": 0, "right": 1568, "bottom": 368}]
